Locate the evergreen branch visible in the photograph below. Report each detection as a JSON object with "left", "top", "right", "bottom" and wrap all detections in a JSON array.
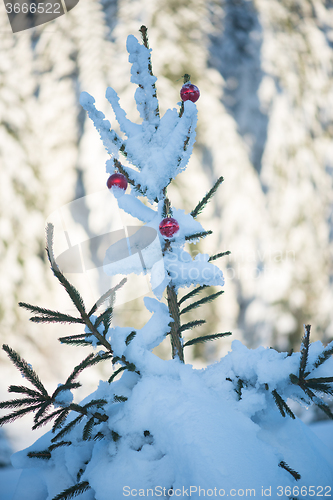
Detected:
[
  {"left": 0, "top": 397, "right": 43, "bottom": 409},
  {"left": 178, "top": 285, "right": 209, "bottom": 306},
  {"left": 93, "top": 432, "right": 105, "bottom": 441},
  {"left": 83, "top": 399, "right": 108, "bottom": 411},
  {"left": 208, "top": 251, "right": 231, "bottom": 262},
  {"left": 114, "top": 395, "right": 128, "bottom": 403},
  {"left": 82, "top": 417, "right": 95, "bottom": 441},
  {"left": 108, "top": 366, "right": 127, "bottom": 383},
  {"left": 138, "top": 25, "right": 160, "bottom": 118},
  {"left": 2, "top": 344, "right": 49, "bottom": 397},
  {"left": 316, "top": 401, "right": 333, "bottom": 419},
  {"left": 235, "top": 379, "right": 244, "bottom": 400},
  {"left": 178, "top": 319, "right": 206, "bottom": 334},
  {"left": 299, "top": 324, "right": 311, "bottom": 380},
  {"left": 46, "top": 224, "right": 86, "bottom": 316},
  {"left": 139, "top": 24, "right": 149, "bottom": 48},
  {"left": 180, "top": 290, "right": 224, "bottom": 315},
  {"left": 125, "top": 331, "right": 137, "bottom": 346},
  {"left": 49, "top": 441, "right": 72, "bottom": 452},
  {"left": 52, "top": 382, "right": 81, "bottom": 400},
  {"left": 0, "top": 405, "right": 42, "bottom": 426},
  {"left": 32, "top": 408, "right": 65, "bottom": 430},
  {"left": 52, "top": 481, "right": 91, "bottom": 500},
  {"left": 65, "top": 353, "right": 112, "bottom": 387},
  {"left": 52, "top": 409, "right": 71, "bottom": 432},
  {"left": 94, "top": 306, "right": 113, "bottom": 330},
  {"left": 59, "top": 334, "right": 94, "bottom": 348},
  {"left": 162, "top": 195, "right": 172, "bottom": 219},
  {"left": 87, "top": 278, "right": 126, "bottom": 317},
  {"left": 305, "top": 376, "right": 333, "bottom": 384},
  {"left": 278, "top": 461, "right": 301, "bottom": 481},
  {"left": 28, "top": 450, "right": 51, "bottom": 460},
  {"left": 19, "top": 302, "right": 84, "bottom": 325},
  {"left": 191, "top": 177, "right": 224, "bottom": 218},
  {"left": 114, "top": 159, "right": 146, "bottom": 196},
  {"left": 183, "top": 332, "right": 231, "bottom": 347},
  {"left": 8, "top": 385, "right": 43, "bottom": 398},
  {"left": 272, "top": 390, "right": 295, "bottom": 419},
  {"left": 111, "top": 430, "right": 120, "bottom": 442},
  {"left": 167, "top": 284, "right": 184, "bottom": 362},
  {"left": 313, "top": 341, "right": 333, "bottom": 369},
  {"left": 51, "top": 414, "right": 85, "bottom": 442},
  {"left": 34, "top": 401, "right": 53, "bottom": 423},
  {"left": 65, "top": 354, "right": 95, "bottom": 385},
  {"left": 81, "top": 314, "right": 113, "bottom": 353},
  {"left": 185, "top": 231, "right": 212, "bottom": 242}
]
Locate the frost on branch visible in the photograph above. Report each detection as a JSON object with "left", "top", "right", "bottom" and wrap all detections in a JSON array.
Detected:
[{"left": 80, "top": 34, "right": 197, "bottom": 202}]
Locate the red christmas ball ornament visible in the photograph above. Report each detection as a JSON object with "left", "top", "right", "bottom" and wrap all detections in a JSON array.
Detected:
[
  {"left": 107, "top": 173, "right": 128, "bottom": 192},
  {"left": 159, "top": 217, "right": 180, "bottom": 238},
  {"left": 180, "top": 82, "right": 200, "bottom": 103}
]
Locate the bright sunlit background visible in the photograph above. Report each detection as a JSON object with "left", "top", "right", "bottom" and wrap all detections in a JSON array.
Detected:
[{"left": 1, "top": 0, "right": 333, "bottom": 478}]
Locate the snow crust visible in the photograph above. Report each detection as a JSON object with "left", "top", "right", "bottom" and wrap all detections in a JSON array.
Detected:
[{"left": 11, "top": 339, "right": 333, "bottom": 500}]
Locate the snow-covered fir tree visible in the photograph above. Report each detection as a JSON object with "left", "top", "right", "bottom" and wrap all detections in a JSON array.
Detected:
[
  {"left": 1, "top": 28, "right": 333, "bottom": 499},
  {"left": 2, "top": 3, "right": 333, "bottom": 460}
]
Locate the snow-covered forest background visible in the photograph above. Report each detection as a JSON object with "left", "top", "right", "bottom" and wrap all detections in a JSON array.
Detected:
[{"left": 1, "top": 0, "right": 333, "bottom": 466}]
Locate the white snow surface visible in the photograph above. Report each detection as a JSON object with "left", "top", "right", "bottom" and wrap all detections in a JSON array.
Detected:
[{"left": 10, "top": 338, "right": 333, "bottom": 499}]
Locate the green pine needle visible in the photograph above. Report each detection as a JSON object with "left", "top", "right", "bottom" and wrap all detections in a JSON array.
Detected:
[
  {"left": 94, "top": 307, "right": 113, "bottom": 330},
  {"left": 111, "top": 430, "right": 120, "bottom": 442},
  {"left": 178, "top": 285, "right": 209, "bottom": 306},
  {"left": 178, "top": 319, "right": 206, "bottom": 334},
  {"left": 2, "top": 344, "right": 49, "bottom": 397},
  {"left": 8, "top": 385, "right": 42, "bottom": 398},
  {"left": 278, "top": 461, "right": 301, "bottom": 481},
  {"left": 313, "top": 341, "right": 333, "bottom": 369},
  {"left": 82, "top": 417, "right": 95, "bottom": 441},
  {"left": 51, "top": 414, "right": 85, "bottom": 443},
  {"left": 236, "top": 379, "right": 244, "bottom": 400},
  {"left": 180, "top": 290, "right": 224, "bottom": 315},
  {"left": 52, "top": 382, "right": 81, "bottom": 400},
  {"left": 52, "top": 481, "right": 91, "bottom": 500},
  {"left": 191, "top": 176, "right": 224, "bottom": 219},
  {"left": 0, "top": 397, "right": 42, "bottom": 410},
  {"left": 184, "top": 332, "right": 231, "bottom": 347},
  {"left": 108, "top": 366, "right": 127, "bottom": 383},
  {"left": 272, "top": 390, "right": 295, "bottom": 419},
  {"left": 125, "top": 331, "right": 136, "bottom": 346},
  {"left": 185, "top": 230, "right": 212, "bottom": 242},
  {"left": 28, "top": 450, "right": 51, "bottom": 460},
  {"left": 299, "top": 324, "right": 311, "bottom": 380},
  {"left": 208, "top": 251, "right": 231, "bottom": 262},
  {"left": 19, "top": 302, "right": 84, "bottom": 325},
  {"left": 87, "top": 278, "right": 127, "bottom": 317},
  {"left": 0, "top": 405, "right": 42, "bottom": 427},
  {"left": 65, "top": 353, "right": 111, "bottom": 386},
  {"left": 114, "top": 395, "right": 128, "bottom": 403},
  {"left": 83, "top": 399, "right": 107, "bottom": 411},
  {"left": 49, "top": 441, "right": 72, "bottom": 452},
  {"left": 52, "top": 410, "right": 71, "bottom": 432},
  {"left": 46, "top": 224, "right": 86, "bottom": 316},
  {"left": 32, "top": 408, "right": 65, "bottom": 430},
  {"left": 59, "top": 334, "right": 93, "bottom": 347}
]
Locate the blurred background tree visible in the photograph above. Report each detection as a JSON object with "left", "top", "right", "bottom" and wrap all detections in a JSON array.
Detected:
[{"left": 1, "top": 0, "right": 333, "bottom": 450}]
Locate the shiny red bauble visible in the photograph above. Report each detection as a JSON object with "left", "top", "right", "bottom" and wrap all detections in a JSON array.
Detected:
[
  {"left": 159, "top": 217, "right": 180, "bottom": 238},
  {"left": 180, "top": 83, "right": 200, "bottom": 103},
  {"left": 107, "top": 173, "right": 128, "bottom": 191}
]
